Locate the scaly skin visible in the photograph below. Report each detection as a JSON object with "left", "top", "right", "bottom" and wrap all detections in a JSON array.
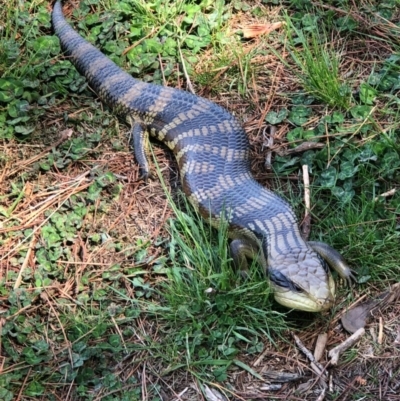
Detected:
[{"left": 52, "top": 0, "right": 355, "bottom": 312}]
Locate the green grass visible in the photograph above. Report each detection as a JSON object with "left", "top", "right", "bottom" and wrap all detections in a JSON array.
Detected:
[
  {"left": 1, "top": 0, "right": 400, "bottom": 399},
  {"left": 283, "top": 18, "right": 352, "bottom": 109}
]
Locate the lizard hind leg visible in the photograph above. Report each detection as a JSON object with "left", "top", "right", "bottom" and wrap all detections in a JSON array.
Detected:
[{"left": 230, "top": 238, "right": 263, "bottom": 278}]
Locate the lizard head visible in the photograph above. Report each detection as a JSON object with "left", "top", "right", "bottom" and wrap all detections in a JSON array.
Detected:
[{"left": 266, "top": 244, "right": 336, "bottom": 312}]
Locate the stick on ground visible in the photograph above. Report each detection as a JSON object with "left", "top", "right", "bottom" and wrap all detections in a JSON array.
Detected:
[{"left": 328, "top": 328, "right": 365, "bottom": 365}]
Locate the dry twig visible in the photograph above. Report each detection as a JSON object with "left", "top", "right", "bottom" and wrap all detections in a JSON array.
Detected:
[
  {"left": 293, "top": 334, "right": 327, "bottom": 381},
  {"left": 301, "top": 164, "right": 311, "bottom": 240},
  {"left": 179, "top": 45, "right": 195, "bottom": 94},
  {"left": 328, "top": 328, "right": 365, "bottom": 365},
  {"left": 314, "top": 334, "right": 328, "bottom": 362},
  {"left": 14, "top": 233, "right": 37, "bottom": 289}
]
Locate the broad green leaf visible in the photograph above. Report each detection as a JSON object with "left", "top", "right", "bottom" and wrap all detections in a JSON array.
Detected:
[
  {"left": 25, "top": 381, "right": 45, "bottom": 396},
  {"left": 287, "top": 127, "right": 305, "bottom": 143},
  {"left": 288, "top": 106, "right": 311, "bottom": 126},
  {"left": 331, "top": 186, "right": 354, "bottom": 203},
  {"left": 318, "top": 166, "right": 337, "bottom": 188},
  {"left": 359, "top": 83, "right": 377, "bottom": 105},
  {"left": 338, "top": 161, "right": 359, "bottom": 180},
  {"left": 350, "top": 105, "right": 372, "bottom": 120},
  {"left": 32, "top": 36, "right": 59, "bottom": 55},
  {"left": 0, "top": 79, "right": 23, "bottom": 102},
  {"left": 265, "top": 108, "right": 288, "bottom": 124}
]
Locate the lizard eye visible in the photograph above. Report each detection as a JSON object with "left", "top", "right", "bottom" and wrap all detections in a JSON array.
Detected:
[{"left": 268, "top": 269, "right": 304, "bottom": 293}]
